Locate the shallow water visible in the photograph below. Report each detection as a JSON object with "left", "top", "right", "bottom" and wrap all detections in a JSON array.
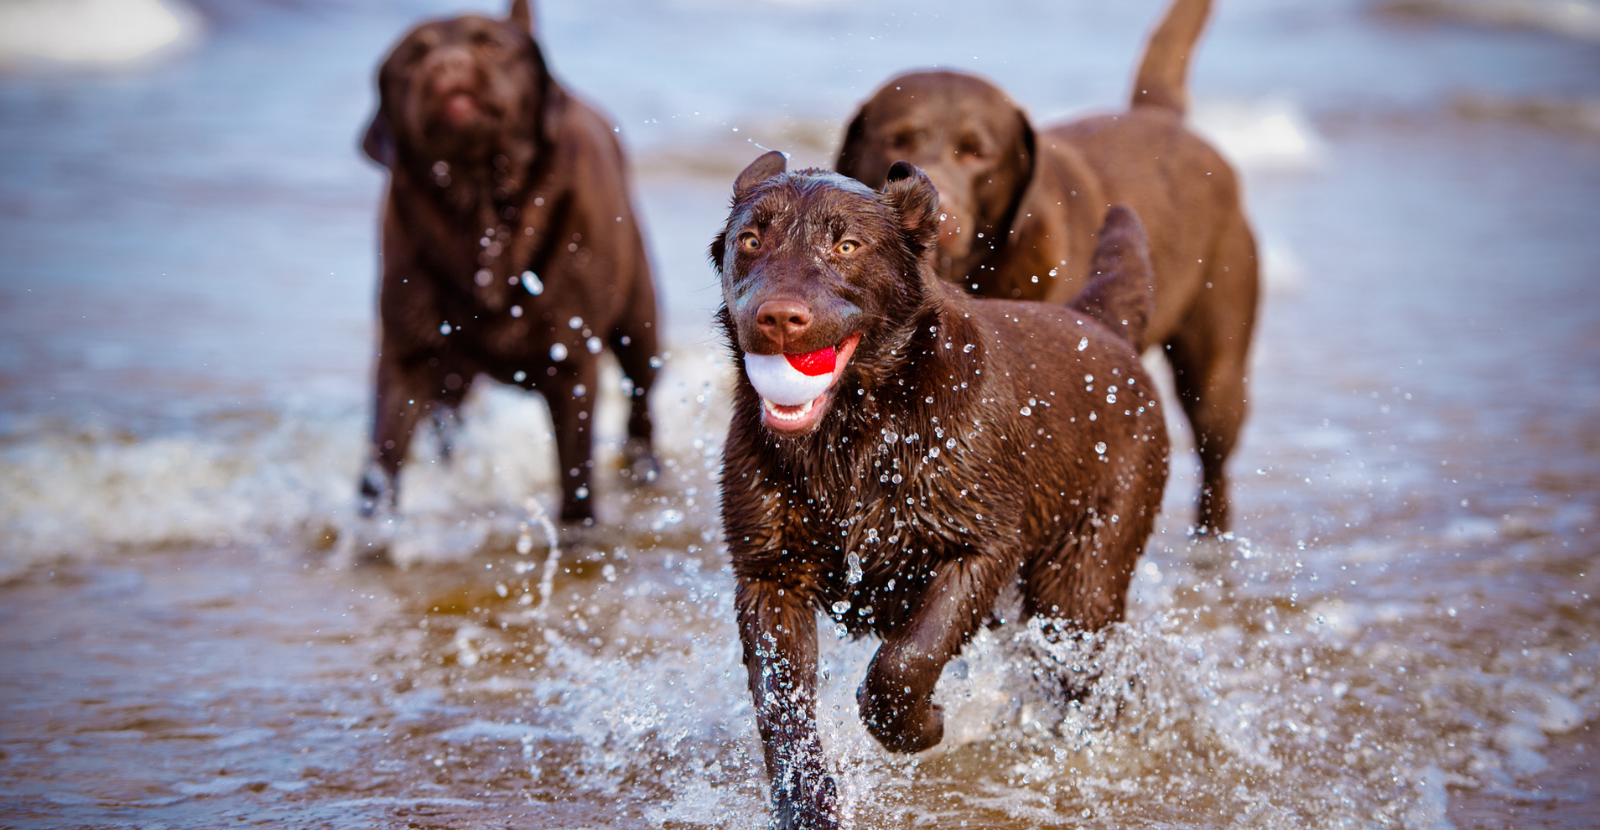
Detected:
[{"left": 2, "top": 0, "right": 1599, "bottom": 827}]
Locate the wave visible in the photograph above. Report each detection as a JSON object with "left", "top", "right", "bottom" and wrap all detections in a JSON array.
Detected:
[
  {"left": 0, "top": 0, "right": 200, "bottom": 67},
  {"left": 1378, "top": 0, "right": 1600, "bottom": 41},
  {"left": 0, "top": 346, "right": 734, "bottom": 581}
]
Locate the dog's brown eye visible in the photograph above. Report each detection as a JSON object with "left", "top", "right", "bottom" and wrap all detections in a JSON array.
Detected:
[
  {"left": 836, "top": 240, "right": 859, "bottom": 254},
  {"left": 740, "top": 234, "right": 760, "bottom": 251}
]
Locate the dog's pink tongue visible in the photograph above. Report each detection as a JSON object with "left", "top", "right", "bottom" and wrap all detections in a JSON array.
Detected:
[{"left": 784, "top": 346, "right": 836, "bottom": 377}]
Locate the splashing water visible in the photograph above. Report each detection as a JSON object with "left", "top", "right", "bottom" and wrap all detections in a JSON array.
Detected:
[{"left": 519, "top": 496, "right": 563, "bottom": 616}]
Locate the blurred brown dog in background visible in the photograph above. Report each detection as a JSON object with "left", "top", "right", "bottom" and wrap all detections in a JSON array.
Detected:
[
  {"left": 836, "top": 0, "right": 1256, "bottom": 534},
  {"left": 358, "top": 0, "right": 660, "bottom": 526}
]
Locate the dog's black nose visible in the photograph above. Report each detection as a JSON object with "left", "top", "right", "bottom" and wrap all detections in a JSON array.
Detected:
[{"left": 755, "top": 299, "right": 812, "bottom": 350}]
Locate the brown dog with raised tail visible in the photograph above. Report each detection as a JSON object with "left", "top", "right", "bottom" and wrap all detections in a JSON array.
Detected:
[
  {"left": 713, "top": 151, "right": 1169, "bottom": 829},
  {"left": 357, "top": 0, "right": 661, "bottom": 526},
  {"left": 836, "top": 0, "right": 1253, "bottom": 534}
]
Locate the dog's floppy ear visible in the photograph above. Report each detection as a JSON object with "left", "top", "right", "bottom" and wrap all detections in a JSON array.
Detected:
[
  {"left": 537, "top": 69, "right": 566, "bottom": 147},
  {"left": 509, "top": 0, "right": 535, "bottom": 34},
  {"left": 708, "top": 233, "right": 726, "bottom": 274},
  {"left": 713, "top": 152, "right": 789, "bottom": 272},
  {"left": 883, "top": 161, "right": 940, "bottom": 249},
  {"left": 734, "top": 150, "right": 787, "bottom": 199},
  {"left": 1014, "top": 105, "right": 1036, "bottom": 175},
  {"left": 362, "top": 108, "right": 396, "bottom": 169},
  {"left": 833, "top": 107, "right": 871, "bottom": 184}
]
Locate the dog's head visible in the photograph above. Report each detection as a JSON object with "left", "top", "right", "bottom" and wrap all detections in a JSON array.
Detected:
[
  {"left": 835, "top": 71, "right": 1036, "bottom": 284},
  {"left": 363, "top": 0, "right": 556, "bottom": 177},
  {"left": 711, "top": 152, "right": 943, "bottom": 437}
]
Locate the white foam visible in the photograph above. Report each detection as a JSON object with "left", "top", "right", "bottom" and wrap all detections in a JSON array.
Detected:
[
  {"left": 0, "top": 0, "right": 199, "bottom": 65},
  {"left": 0, "top": 346, "right": 735, "bottom": 580},
  {"left": 1191, "top": 98, "right": 1327, "bottom": 174}
]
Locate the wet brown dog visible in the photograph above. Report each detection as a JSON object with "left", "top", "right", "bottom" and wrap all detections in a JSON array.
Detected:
[
  {"left": 835, "top": 0, "right": 1255, "bottom": 533},
  {"left": 713, "top": 152, "right": 1169, "bottom": 829},
  {"left": 357, "top": 0, "right": 660, "bottom": 525}
]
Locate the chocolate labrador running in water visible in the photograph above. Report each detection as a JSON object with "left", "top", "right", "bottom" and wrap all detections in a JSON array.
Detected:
[
  {"left": 714, "top": 152, "right": 1169, "bottom": 829},
  {"left": 836, "top": 0, "right": 1254, "bottom": 534},
  {"left": 358, "top": 0, "right": 660, "bottom": 525}
]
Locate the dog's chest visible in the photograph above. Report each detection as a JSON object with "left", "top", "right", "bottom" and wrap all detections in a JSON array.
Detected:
[{"left": 776, "top": 438, "right": 996, "bottom": 587}]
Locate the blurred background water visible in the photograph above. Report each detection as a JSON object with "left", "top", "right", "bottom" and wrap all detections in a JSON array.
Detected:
[{"left": 0, "top": 0, "right": 1597, "bottom": 827}]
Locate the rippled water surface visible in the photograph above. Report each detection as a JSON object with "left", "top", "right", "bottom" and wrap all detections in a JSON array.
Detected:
[{"left": 2, "top": 0, "right": 1598, "bottom": 827}]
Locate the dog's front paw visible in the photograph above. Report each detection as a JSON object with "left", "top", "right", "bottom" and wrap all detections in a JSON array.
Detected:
[
  {"left": 857, "top": 683, "right": 944, "bottom": 754},
  {"left": 772, "top": 768, "right": 840, "bottom": 830},
  {"left": 357, "top": 463, "right": 396, "bottom": 518}
]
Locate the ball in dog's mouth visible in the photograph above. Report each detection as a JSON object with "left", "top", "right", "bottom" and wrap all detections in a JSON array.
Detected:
[{"left": 744, "top": 333, "right": 860, "bottom": 435}]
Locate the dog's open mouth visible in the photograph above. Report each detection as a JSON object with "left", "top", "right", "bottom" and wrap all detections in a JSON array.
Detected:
[
  {"left": 744, "top": 333, "right": 860, "bottom": 435},
  {"left": 440, "top": 90, "right": 486, "bottom": 126}
]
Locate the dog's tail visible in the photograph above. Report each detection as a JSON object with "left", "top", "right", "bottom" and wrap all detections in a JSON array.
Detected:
[
  {"left": 1069, "top": 206, "right": 1155, "bottom": 351},
  {"left": 1130, "top": 0, "right": 1212, "bottom": 116}
]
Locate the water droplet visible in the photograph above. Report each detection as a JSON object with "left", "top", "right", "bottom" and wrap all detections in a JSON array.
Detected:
[
  {"left": 573, "top": 384, "right": 587, "bottom": 398},
  {"left": 1106, "top": 394, "right": 1116, "bottom": 404},
  {"left": 474, "top": 269, "right": 493, "bottom": 286},
  {"left": 845, "top": 551, "right": 863, "bottom": 584},
  {"left": 568, "top": 316, "right": 583, "bottom": 329},
  {"left": 1077, "top": 337, "right": 1088, "bottom": 351},
  {"left": 831, "top": 600, "right": 851, "bottom": 614},
  {"left": 963, "top": 343, "right": 975, "bottom": 353},
  {"left": 1095, "top": 441, "right": 1107, "bottom": 455},
  {"left": 550, "top": 343, "right": 568, "bottom": 361},
  {"left": 440, "top": 322, "right": 452, "bottom": 335},
  {"left": 522, "top": 271, "right": 543, "bottom": 295},
  {"left": 510, "top": 305, "right": 523, "bottom": 318},
  {"left": 586, "top": 336, "right": 603, "bottom": 354},
  {"left": 1020, "top": 406, "right": 1032, "bottom": 416},
  {"left": 513, "top": 370, "right": 527, "bottom": 382}
]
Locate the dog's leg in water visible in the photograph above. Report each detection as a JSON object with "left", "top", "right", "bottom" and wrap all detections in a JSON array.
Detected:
[
  {"left": 542, "top": 364, "right": 599, "bottom": 525},
  {"left": 607, "top": 299, "right": 660, "bottom": 484},
  {"left": 858, "top": 552, "right": 1011, "bottom": 753},
  {"left": 738, "top": 581, "right": 840, "bottom": 830},
  {"left": 359, "top": 357, "right": 442, "bottom": 516},
  {"left": 428, "top": 370, "right": 473, "bottom": 462}
]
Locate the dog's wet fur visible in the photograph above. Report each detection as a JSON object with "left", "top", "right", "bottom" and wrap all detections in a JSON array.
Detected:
[
  {"left": 357, "top": 0, "right": 659, "bottom": 525},
  {"left": 836, "top": 0, "right": 1254, "bottom": 534},
  {"left": 713, "top": 153, "right": 1169, "bottom": 829}
]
